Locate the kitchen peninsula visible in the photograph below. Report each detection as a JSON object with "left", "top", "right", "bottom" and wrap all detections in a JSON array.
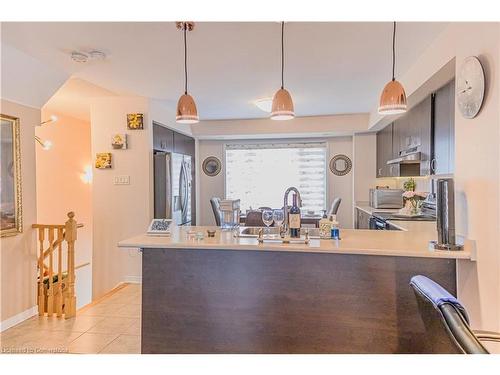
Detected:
[{"left": 119, "top": 225, "right": 473, "bottom": 354}]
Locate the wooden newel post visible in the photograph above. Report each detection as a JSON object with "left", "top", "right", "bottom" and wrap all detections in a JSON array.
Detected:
[
  {"left": 64, "top": 211, "right": 77, "bottom": 318},
  {"left": 37, "top": 228, "right": 45, "bottom": 316}
]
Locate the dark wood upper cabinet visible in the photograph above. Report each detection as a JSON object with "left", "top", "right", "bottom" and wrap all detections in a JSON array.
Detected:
[
  {"left": 376, "top": 80, "right": 455, "bottom": 178},
  {"left": 376, "top": 123, "right": 393, "bottom": 177},
  {"left": 412, "top": 96, "right": 432, "bottom": 176},
  {"left": 432, "top": 80, "right": 455, "bottom": 175},
  {"left": 376, "top": 95, "right": 432, "bottom": 178},
  {"left": 153, "top": 122, "right": 195, "bottom": 157},
  {"left": 153, "top": 122, "right": 174, "bottom": 152},
  {"left": 173, "top": 131, "right": 195, "bottom": 157}
]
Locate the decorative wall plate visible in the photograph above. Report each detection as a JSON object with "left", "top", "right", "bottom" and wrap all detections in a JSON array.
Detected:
[
  {"left": 457, "top": 56, "right": 485, "bottom": 119},
  {"left": 329, "top": 154, "right": 352, "bottom": 176},
  {"left": 202, "top": 156, "right": 222, "bottom": 177}
]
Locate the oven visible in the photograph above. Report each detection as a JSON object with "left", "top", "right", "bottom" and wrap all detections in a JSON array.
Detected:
[{"left": 369, "top": 216, "right": 389, "bottom": 230}]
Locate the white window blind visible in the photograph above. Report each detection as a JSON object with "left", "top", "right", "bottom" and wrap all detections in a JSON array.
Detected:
[{"left": 225, "top": 142, "right": 327, "bottom": 213}]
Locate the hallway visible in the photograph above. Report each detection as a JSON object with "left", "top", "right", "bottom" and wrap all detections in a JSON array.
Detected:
[{"left": 1, "top": 284, "right": 140, "bottom": 354}]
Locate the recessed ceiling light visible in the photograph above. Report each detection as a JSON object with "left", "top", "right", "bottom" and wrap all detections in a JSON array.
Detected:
[
  {"left": 254, "top": 98, "right": 273, "bottom": 112},
  {"left": 71, "top": 51, "right": 88, "bottom": 63}
]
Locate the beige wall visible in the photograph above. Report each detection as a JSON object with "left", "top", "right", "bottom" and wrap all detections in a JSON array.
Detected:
[
  {"left": 370, "top": 23, "right": 500, "bottom": 331},
  {"left": 352, "top": 133, "right": 378, "bottom": 205},
  {"left": 0, "top": 99, "right": 39, "bottom": 324},
  {"left": 90, "top": 97, "right": 152, "bottom": 298},
  {"left": 327, "top": 137, "right": 353, "bottom": 228},
  {"left": 198, "top": 136, "right": 355, "bottom": 229},
  {"left": 90, "top": 97, "right": 186, "bottom": 299},
  {"left": 453, "top": 23, "right": 500, "bottom": 332},
  {"left": 35, "top": 111, "right": 92, "bottom": 308}
]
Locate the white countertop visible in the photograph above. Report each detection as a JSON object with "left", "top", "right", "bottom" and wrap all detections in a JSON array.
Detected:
[
  {"left": 355, "top": 203, "right": 437, "bottom": 232},
  {"left": 118, "top": 224, "right": 474, "bottom": 260}
]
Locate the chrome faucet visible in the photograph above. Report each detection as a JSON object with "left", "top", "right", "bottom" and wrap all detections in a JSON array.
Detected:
[{"left": 282, "top": 187, "right": 302, "bottom": 237}]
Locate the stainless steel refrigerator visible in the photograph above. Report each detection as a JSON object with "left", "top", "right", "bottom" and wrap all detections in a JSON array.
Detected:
[{"left": 154, "top": 152, "right": 192, "bottom": 225}]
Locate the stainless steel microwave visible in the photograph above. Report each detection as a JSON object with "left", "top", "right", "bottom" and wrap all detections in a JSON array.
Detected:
[{"left": 369, "top": 188, "right": 404, "bottom": 209}]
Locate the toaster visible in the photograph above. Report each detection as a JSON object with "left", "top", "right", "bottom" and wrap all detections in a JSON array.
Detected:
[{"left": 369, "top": 188, "right": 404, "bottom": 209}]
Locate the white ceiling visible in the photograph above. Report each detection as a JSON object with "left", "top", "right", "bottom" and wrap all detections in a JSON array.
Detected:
[
  {"left": 2, "top": 22, "right": 448, "bottom": 120},
  {"left": 43, "top": 78, "right": 116, "bottom": 121}
]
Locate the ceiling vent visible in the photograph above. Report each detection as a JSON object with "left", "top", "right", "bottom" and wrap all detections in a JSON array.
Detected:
[
  {"left": 71, "top": 50, "right": 107, "bottom": 63},
  {"left": 71, "top": 51, "right": 88, "bottom": 63}
]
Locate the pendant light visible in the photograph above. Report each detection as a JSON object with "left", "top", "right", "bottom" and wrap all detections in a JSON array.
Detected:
[
  {"left": 378, "top": 22, "right": 407, "bottom": 115},
  {"left": 271, "top": 21, "right": 295, "bottom": 120},
  {"left": 176, "top": 22, "right": 199, "bottom": 124}
]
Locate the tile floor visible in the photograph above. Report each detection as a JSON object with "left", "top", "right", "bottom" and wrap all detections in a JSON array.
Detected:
[{"left": 0, "top": 283, "right": 141, "bottom": 354}]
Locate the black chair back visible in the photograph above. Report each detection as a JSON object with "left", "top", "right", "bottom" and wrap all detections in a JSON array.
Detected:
[
  {"left": 410, "top": 275, "right": 488, "bottom": 354},
  {"left": 245, "top": 210, "right": 266, "bottom": 227},
  {"left": 328, "top": 198, "right": 342, "bottom": 216}
]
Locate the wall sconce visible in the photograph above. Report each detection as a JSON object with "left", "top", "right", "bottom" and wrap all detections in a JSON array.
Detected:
[
  {"left": 39, "top": 115, "right": 58, "bottom": 126},
  {"left": 80, "top": 165, "right": 93, "bottom": 184},
  {"left": 34, "top": 136, "right": 53, "bottom": 150}
]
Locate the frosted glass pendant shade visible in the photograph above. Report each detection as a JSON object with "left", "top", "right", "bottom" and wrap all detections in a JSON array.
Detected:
[
  {"left": 176, "top": 93, "right": 199, "bottom": 124},
  {"left": 270, "top": 88, "right": 295, "bottom": 120},
  {"left": 378, "top": 79, "right": 407, "bottom": 115}
]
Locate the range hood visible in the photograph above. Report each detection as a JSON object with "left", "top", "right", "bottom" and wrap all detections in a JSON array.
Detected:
[{"left": 387, "top": 147, "right": 421, "bottom": 165}]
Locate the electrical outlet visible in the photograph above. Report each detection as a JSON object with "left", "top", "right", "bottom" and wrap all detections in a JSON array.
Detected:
[{"left": 114, "top": 175, "right": 130, "bottom": 185}]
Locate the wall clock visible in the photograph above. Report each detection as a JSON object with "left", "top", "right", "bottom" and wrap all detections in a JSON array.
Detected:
[{"left": 457, "top": 56, "right": 485, "bottom": 119}]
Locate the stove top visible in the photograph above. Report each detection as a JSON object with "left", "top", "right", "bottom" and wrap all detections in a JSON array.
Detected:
[{"left": 372, "top": 212, "right": 436, "bottom": 222}]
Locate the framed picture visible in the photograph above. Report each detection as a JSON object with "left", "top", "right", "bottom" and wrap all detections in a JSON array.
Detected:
[
  {"left": 111, "top": 134, "right": 127, "bottom": 149},
  {"left": 127, "top": 113, "right": 144, "bottom": 130},
  {"left": 95, "top": 153, "right": 112, "bottom": 169},
  {"left": 1, "top": 114, "right": 22, "bottom": 237},
  {"left": 147, "top": 219, "right": 172, "bottom": 236}
]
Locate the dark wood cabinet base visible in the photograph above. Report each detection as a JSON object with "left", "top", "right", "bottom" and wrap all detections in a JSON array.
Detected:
[{"left": 141, "top": 248, "right": 456, "bottom": 353}]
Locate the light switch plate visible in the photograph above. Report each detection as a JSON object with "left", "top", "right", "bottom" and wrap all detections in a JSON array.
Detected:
[{"left": 114, "top": 175, "right": 130, "bottom": 185}]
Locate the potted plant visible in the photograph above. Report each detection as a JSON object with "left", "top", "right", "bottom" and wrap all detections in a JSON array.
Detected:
[{"left": 403, "top": 178, "right": 416, "bottom": 192}]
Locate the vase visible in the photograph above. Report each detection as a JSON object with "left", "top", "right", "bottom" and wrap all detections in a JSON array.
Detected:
[{"left": 410, "top": 200, "right": 422, "bottom": 216}]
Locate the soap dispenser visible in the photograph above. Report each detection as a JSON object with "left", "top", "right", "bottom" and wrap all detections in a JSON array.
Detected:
[{"left": 319, "top": 210, "right": 331, "bottom": 239}]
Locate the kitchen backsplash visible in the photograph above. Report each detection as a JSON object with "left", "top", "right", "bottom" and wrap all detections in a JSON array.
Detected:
[{"left": 375, "top": 177, "right": 432, "bottom": 194}]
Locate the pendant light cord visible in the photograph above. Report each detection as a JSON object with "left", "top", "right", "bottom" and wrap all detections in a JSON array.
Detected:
[
  {"left": 184, "top": 25, "right": 188, "bottom": 95},
  {"left": 281, "top": 21, "right": 285, "bottom": 89},
  {"left": 392, "top": 21, "right": 396, "bottom": 81}
]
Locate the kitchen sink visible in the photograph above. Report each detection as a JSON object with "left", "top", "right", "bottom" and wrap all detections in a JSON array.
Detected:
[{"left": 236, "top": 227, "right": 320, "bottom": 239}]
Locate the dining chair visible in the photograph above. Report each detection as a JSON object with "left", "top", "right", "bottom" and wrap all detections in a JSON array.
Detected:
[
  {"left": 327, "top": 197, "right": 342, "bottom": 216},
  {"left": 245, "top": 210, "right": 266, "bottom": 227},
  {"left": 410, "top": 275, "right": 500, "bottom": 353},
  {"left": 210, "top": 197, "right": 222, "bottom": 226}
]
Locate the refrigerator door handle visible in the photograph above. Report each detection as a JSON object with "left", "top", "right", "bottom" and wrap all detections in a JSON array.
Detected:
[
  {"left": 165, "top": 153, "right": 172, "bottom": 219},
  {"left": 180, "top": 160, "right": 189, "bottom": 220}
]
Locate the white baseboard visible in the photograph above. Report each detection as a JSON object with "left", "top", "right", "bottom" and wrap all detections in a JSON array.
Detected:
[
  {"left": 123, "top": 276, "right": 142, "bottom": 284},
  {"left": 0, "top": 306, "right": 38, "bottom": 332}
]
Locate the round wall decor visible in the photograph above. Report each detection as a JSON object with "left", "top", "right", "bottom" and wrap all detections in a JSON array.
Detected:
[
  {"left": 202, "top": 156, "right": 222, "bottom": 177},
  {"left": 329, "top": 154, "right": 352, "bottom": 176},
  {"left": 457, "top": 56, "right": 485, "bottom": 119}
]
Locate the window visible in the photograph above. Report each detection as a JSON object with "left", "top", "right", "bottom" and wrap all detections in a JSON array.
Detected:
[{"left": 225, "top": 142, "right": 327, "bottom": 213}]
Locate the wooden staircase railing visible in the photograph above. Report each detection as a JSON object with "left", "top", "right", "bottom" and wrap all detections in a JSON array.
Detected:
[{"left": 32, "top": 212, "right": 84, "bottom": 319}]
